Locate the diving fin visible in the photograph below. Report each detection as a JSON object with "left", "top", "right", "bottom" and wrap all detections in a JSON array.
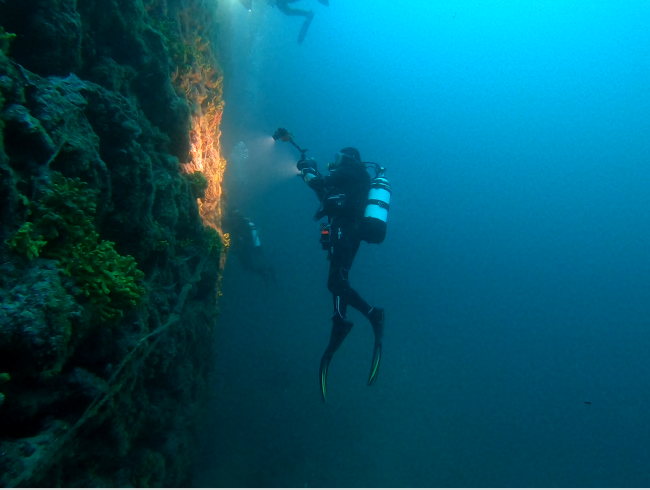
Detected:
[
  {"left": 319, "top": 353, "right": 331, "bottom": 403},
  {"left": 367, "top": 308, "right": 385, "bottom": 386},
  {"left": 297, "top": 11, "right": 315, "bottom": 44},
  {"left": 319, "top": 318, "right": 353, "bottom": 402}
]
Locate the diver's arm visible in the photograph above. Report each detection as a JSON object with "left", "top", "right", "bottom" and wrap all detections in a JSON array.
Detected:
[
  {"left": 307, "top": 175, "right": 327, "bottom": 201},
  {"left": 297, "top": 157, "right": 327, "bottom": 201}
]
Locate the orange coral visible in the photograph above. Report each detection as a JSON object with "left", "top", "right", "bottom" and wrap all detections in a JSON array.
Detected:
[
  {"left": 184, "top": 100, "right": 226, "bottom": 228},
  {"left": 156, "top": 1, "right": 226, "bottom": 232}
]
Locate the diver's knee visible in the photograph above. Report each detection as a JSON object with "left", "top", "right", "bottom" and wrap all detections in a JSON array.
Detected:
[
  {"left": 328, "top": 268, "right": 350, "bottom": 295},
  {"left": 327, "top": 279, "right": 344, "bottom": 296},
  {"left": 328, "top": 279, "right": 349, "bottom": 297}
]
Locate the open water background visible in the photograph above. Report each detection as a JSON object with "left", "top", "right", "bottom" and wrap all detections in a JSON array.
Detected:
[{"left": 195, "top": 0, "right": 650, "bottom": 486}]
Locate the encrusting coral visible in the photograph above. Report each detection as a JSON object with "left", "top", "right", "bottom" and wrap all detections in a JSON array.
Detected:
[{"left": 5, "top": 172, "right": 146, "bottom": 322}]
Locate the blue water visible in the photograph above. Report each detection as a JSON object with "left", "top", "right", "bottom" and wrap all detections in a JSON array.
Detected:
[{"left": 195, "top": 0, "right": 650, "bottom": 486}]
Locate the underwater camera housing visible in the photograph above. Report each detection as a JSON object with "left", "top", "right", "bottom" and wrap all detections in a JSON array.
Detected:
[
  {"left": 273, "top": 127, "right": 308, "bottom": 156},
  {"left": 273, "top": 127, "right": 310, "bottom": 161},
  {"left": 272, "top": 127, "right": 293, "bottom": 143}
]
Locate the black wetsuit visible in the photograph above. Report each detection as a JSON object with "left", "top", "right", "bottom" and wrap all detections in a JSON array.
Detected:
[
  {"left": 275, "top": 0, "right": 312, "bottom": 17},
  {"left": 300, "top": 156, "right": 385, "bottom": 399},
  {"left": 274, "top": 0, "right": 324, "bottom": 43},
  {"left": 308, "top": 163, "right": 372, "bottom": 323}
]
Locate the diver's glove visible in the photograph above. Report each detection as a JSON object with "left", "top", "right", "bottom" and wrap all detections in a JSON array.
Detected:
[
  {"left": 297, "top": 157, "right": 319, "bottom": 183},
  {"left": 297, "top": 157, "right": 317, "bottom": 172}
]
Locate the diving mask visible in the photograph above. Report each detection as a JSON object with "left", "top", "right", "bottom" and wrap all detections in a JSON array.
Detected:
[{"left": 327, "top": 151, "right": 360, "bottom": 171}]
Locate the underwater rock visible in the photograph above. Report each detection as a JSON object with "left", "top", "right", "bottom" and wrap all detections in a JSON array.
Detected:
[
  {"left": 0, "top": 260, "right": 77, "bottom": 380},
  {"left": 1, "top": 104, "right": 56, "bottom": 172},
  {"left": 0, "top": 0, "right": 225, "bottom": 486},
  {"left": 0, "top": 374, "right": 8, "bottom": 410},
  {"left": 0, "top": 0, "right": 83, "bottom": 76}
]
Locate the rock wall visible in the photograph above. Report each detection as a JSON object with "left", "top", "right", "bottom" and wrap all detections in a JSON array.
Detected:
[{"left": 0, "top": 0, "right": 227, "bottom": 486}]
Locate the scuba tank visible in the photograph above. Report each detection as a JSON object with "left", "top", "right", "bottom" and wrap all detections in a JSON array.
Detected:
[
  {"left": 362, "top": 165, "right": 391, "bottom": 244},
  {"left": 248, "top": 221, "right": 261, "bottom": 247}
]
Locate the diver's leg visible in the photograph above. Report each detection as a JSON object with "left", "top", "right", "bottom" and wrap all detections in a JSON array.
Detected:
[
  {"left": 327, "top": 220, "right": 371, "bottom": 317},
  {"left": 276, "top": 2, "right": 311, "bottom": 17},
  {"left": 297, "top": 12, "right": 315, "bottom": 44},
  {"left": 324, "top": 235, "right": 358, "bottom": 347},
  {"left": 328, "top": 265, "right": 371, "bottom": 318},
  {"left": 328, "top": 219, "right": 385, "bottom": 386},
  {"left": 319, "top": 278, "right": 353, "bottom": 401},
  {"left": 319, "top": 220, "right": 358, "bottom": 401},
  {"left": 275, "top": 1, "right": 314, "bottom": 43}
]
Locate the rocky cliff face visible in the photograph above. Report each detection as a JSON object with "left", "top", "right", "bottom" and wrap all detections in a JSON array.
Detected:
[{"left": 0, "top": 0, "right": 226, "bottom": 485}]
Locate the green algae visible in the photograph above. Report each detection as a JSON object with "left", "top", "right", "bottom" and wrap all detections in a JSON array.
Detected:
[
  {"left": 60, "top": 232, "right": 145, "bottom": 322},
  {"left": 4, "top": 222, "right": 47, "bottom": 260},
  {"left": 6, "top": 172, "right": 146, "bottom": 322},
  {"left": 186, "top": 170, "right": 208, "bottom": 198},
  {"left": 0, "top": 27, "right": 16, "bottom": 55},
  {"left": 203, "top": 225, "right": 224, "bottom": 256}
]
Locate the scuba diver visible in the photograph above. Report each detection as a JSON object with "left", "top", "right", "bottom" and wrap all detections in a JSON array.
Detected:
[
  {"left": 297, "top": 147, "right": 388, "bottom": 401},
  {"left": 222, "top": 209, "right": 276, "bottom": 286},
  {"left": 239, "top": 0, "right": 328, "bottom": 43},
  {"left": 274, "top": 128, "right": 392, "bottom": 401}
]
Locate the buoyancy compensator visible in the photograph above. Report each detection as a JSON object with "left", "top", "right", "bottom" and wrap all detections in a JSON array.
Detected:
[{"left": 361, "top": 164, "right": 391, "bottom": 244}]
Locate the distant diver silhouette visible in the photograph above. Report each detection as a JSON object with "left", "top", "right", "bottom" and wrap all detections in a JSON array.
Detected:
[
  {"left": 222, "top": 209, "right": 276, "bottom": 286},
  {"left": 242, "top": 0, "right": 327, "bottom": 43},
  {"left": 275, "top": 0, "right": 326, "bottom": 44}
]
